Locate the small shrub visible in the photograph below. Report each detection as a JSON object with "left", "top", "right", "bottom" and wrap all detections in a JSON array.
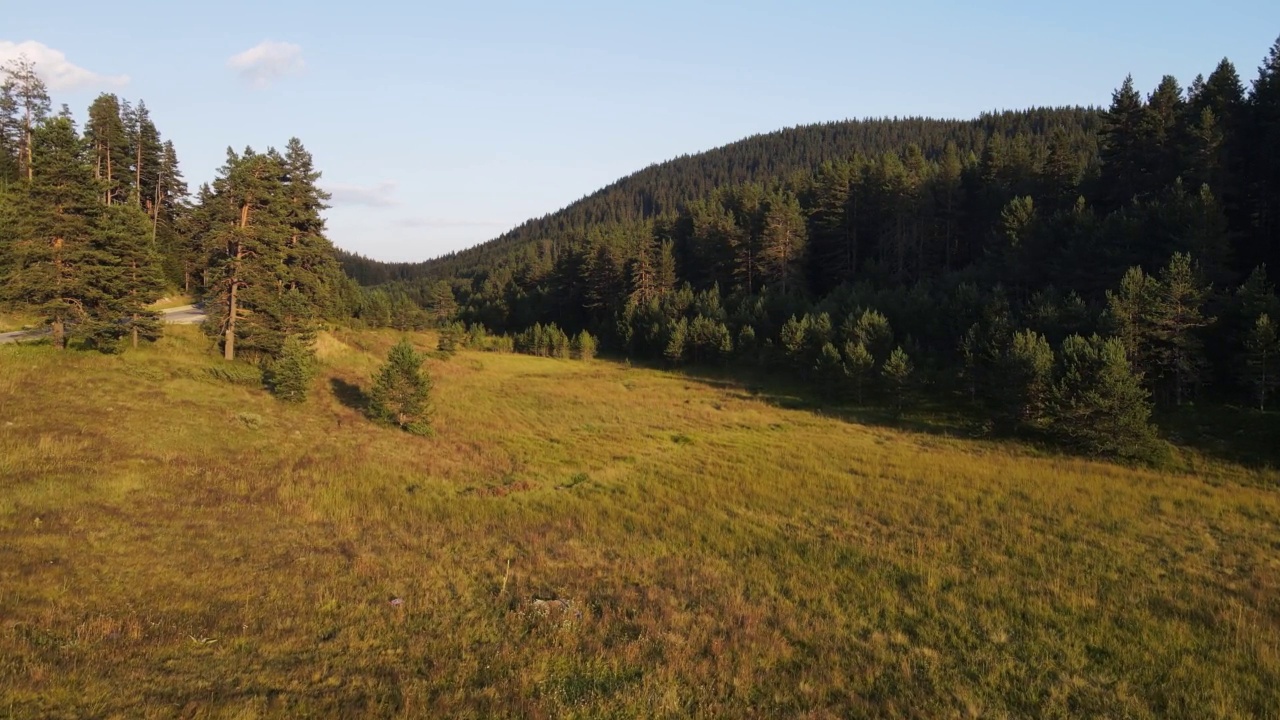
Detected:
[
  {"left": 1047, "top": 334, "right": 1163, "bottom": 461},
  {"left": 265, "top": 335, "right": 317, "bottom": 403},
  {"left": 573, "top": 331, "right": 597, "bottom": 361},
  {"left": 368, "top": 339, "right": 434, "bottom": 435},
  {"left": 206, "top": 363, "right": 263, "bottom": 386},
  {"left": 485, "top": 335, "right": 515, "bottom": 353},
  {"left": 515, "top": 323, "right": 573, "bottom": 359},
  {"left": 437, "top": 322, "right": 466, "bottom": 357},
  {"left": 881, "top": 346, "right": 914, "bottom": 415},
  {"left": 234, "top": 412, "right": 263, "bottom": 429}
]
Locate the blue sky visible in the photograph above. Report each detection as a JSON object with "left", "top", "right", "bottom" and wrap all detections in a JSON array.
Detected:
[{"left": 4, "top": 1, "right": 1278, "bottom": 261}]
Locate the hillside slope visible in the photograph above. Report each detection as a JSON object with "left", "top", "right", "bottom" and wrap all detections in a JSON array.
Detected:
[
  {"left": 2, "top": 328, "right": 1278, "bottom": 717},
  {"left": 338, "top": 108, "right": 1100, "bottom": 284}
]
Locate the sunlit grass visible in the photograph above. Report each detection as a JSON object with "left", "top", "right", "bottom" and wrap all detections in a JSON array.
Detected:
[
  {"left": 147, "top": 293, "right": 196, "bottom": 311},
  {"left": 1, "top": 325, "right": 1277, "bottom": 718},
  {"left": 0, "top": 307, "right": 40, "bottom": 333}
]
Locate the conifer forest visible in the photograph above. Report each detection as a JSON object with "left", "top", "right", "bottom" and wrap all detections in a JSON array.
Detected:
[{"left": 4, "top": 27, "right": 1280, "bottom": 719}]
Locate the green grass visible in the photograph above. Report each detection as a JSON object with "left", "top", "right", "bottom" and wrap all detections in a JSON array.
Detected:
[
  {"left": 0, "top": 307, "right": 40, "bottom": 333},
  {"left": 1, "top": 326, "right": 1278, "bottom": 718}
]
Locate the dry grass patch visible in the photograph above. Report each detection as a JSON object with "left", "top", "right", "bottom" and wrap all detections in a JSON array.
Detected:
[{"left": 1, "top": 325, "right": 1278, "bottom": 718}]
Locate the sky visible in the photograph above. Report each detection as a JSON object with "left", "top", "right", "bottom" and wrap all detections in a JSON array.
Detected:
[{"left": 4, "top": 1, "right": 1278, "bottom": 262}]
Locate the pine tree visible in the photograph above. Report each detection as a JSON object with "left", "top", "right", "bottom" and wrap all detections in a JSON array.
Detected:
[
  {"left": 935, "top": 143, "right": 965, "bottom": 266},
  {"left": 154, "top": 140, "right": 190, "bottom": 283},
  {"left": 1105, "top": 266, "right": 1159, "bottom": 377},
  {"left": 1049, "top": 334, "right": 1160, "bottom": 460},
  {"left": 881, "top": 346, "right": 914, "bottom": 415},
  {"left": 1150, "top": 252, "right": 1212, "bottom": 405},
  {"left": 1, "top": 56, "right": 51, "bottom": 183},
  {"left": 573, "top": 330, "right": 597, "bottom": 361},
  {"left": 584, "top": 241, "right": 625, "bottom": 320},
  {"left": 664, "top": 318, "right": 688, "bottom": 365},
  {"left": 780, "top": 315, "right": 808, "bottom": 359},
  {"left": 628, "top": 233, "right": 659, "bottom": 305},
  {"left": 281, "top": 138, "right": 344, "bottom": 319},
  {"left": 687, "top": 315, "right": 732, "bottom": 363},
  {"left": 736, "top": 324, "right": 759, "bottom": 364},
  {"left": 276, "top": 287, "right": 319, "bottom": 344},
  {"left": 0, "top": 117, "right": 103, "bottom": 349},
  {"left": 550, "top": 324, "right": 571, "bottom": 359},
  {"left": 1042, "top": 129, "right": 1082, "bottom": 213},
  {"left": 959, "top": 293, "right": 1013, "bottom": 408},
  {"left": 129, "top": 101, "right": 162, "bottom": 209},
  {"left": 425, "top": 280, "right": 458, "bottom": 325},
  {"left": 758, "top": 190, "right": 807, "bottom": 295},
  {"left": 91, "top": 204, "right": 165, "bottom": 350},
  {"left": 436, "top": 322, "right": 463, "bottom": 356},
  {"left": 998, "top": 196, "right": 1038, "bottom": 279},
  {"left": 178, "top": 182, "right": 214, "bottom": 292},
  {"left": 1245, "top": 36, "right": 1280, "bottom": 274},
  {"left": 1235, "top": 265, "right": 1280, "bottom": 323},
  {"left": 686, "top": 198, "right": 739, "bottom": 291},
  {"left": 807, "top": 160, "right": 856, "bottom": 292},
  {"left": 201, "top": 147, "right": 290, "bottom": 360},
  {"left": 368, "top": 339, "right": 433, "bottom": 435},
  {"left": 1099, "top": 76, "right": 1148, "bottom": 210},
  {"left": 847, "top": 308, "right": 890, "bottom": 363},
  {"left": 842, "top": 341, "right": 875, "bottom": 404},
  {"left": 725, "top": 194, "right": 760, "bottom": 295},
  {"left": 654, "top": 239, "right": 677, "bottom": 297},
  {"left": 1194, "top": 59, "right": 1245, "bottom": 123},
  {"left": 0, "top": 76, "right": 22, "bottom": 183},
  {"left": 815, "top": 342, "right": 846, "bottom": 393},
  {"left": 85, "top": 94, "right": 131, "bottom": 205},
  {"left": 1003, "top": 329, "right": 1055, "bottom": 429},
  {"left": 1140, "top": 75, "right": 1186, "bottom": 191},
  {"left": 1244, "top": 313, "right": 1279, "bottom": 410},
  {"left": 266, "top": 335, "right": 317, "bottom": 403}
]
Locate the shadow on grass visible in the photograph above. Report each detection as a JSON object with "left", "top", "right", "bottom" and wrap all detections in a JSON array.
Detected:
[
  {"left": 1155, "top": 404, "right": 1280, "bottom": 470},
  {"left": 330, "top": 377, "right": 369, "bottom": 413},
  {"left": 665, "top": 363, "right": 981, "bottom": 441},
  {"left": 669, "top": 362, "right": 1279, "bottom": 472}
]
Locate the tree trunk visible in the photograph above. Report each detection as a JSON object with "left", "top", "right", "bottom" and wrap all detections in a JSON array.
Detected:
[
  {"left": 225, "top": 202, "right": 251, "bottom": 361},
  {"left": 52, "top": 317, "right": 65, "bottom": 350},
  {"left": 135, "top": 140, "right": 143, "bottom": 206},
  {"left": 24, "top": 110, "right": 33, "bottom": 182},
  {"left": 132, "top": 320, "right": 139, "bottom": 349},
  {"left": 225, "top": 275, "right": 238, "bottom": 361},
  {"left": 152, "top": 183, "right": 161, "bottom": 245}
]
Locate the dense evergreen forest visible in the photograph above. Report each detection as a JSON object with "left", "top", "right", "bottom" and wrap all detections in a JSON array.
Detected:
[
  {"left": 4, "top": 38, "right": 1280, "bottom": 459},
  {"left": 351, "top": 38, "right": 1280, "bottom": 459},
  {"left": 0, "top": 54, "right": 438, "bottom": 370}
]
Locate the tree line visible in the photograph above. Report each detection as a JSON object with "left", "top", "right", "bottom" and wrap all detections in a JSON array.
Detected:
[
  {"left": 0, "top": 54, "right": 445, "bottom": 354},
  {"left": 0, "top": 58, "right": 172, "bottom": 350},
  {"left": 366, "top": 37, "right": 1280, "bottom": 459}
]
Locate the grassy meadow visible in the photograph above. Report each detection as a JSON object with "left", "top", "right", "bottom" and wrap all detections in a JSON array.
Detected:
[{"left": 1, "top": 326, "right": 1279, "bottom": 718}]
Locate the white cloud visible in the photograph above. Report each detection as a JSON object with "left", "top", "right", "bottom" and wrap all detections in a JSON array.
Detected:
[
  {"left": 0, "top": 40, "right": 129, "bottom": 90},
  {"left": 327, "top": 181, "right": 400, "bottom": 208},
  {"left": 227, "top": 41, "right": 304, "bottom": 88}
]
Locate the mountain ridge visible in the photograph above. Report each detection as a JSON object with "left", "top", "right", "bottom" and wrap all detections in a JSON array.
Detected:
[{"left": 338, "top": 106, "right": 1102, "bottom": 285}]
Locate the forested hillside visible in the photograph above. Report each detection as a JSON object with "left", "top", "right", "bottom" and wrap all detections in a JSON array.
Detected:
[
  {"left": 338, "top": 108, "right": 1103, "bottom": 285},
  {"left": 5, "top": 39, "right": 1280, "bottom": 459},
  {"left": 352, "top": 38, "right": 1280, "bottom": 459}
]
